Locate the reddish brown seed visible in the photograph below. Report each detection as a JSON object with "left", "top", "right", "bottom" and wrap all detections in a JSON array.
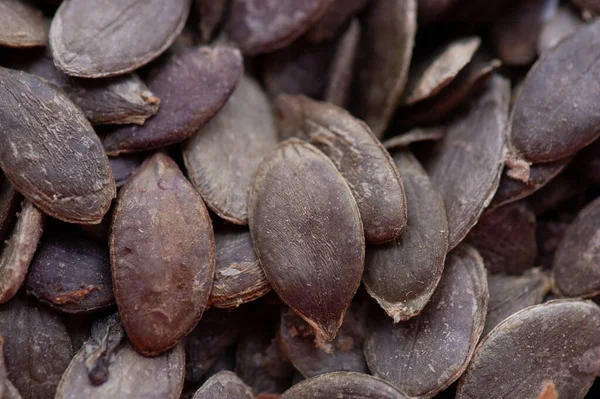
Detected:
[
  {"left": 226, "top": 0, "right": 334, "bottom": 55},
  {"left": 537, "top": 382, "right": 559, "bottom": 399},
  {"left": 324, "top": 19, "right": 360, "bottom": 107},
  {"left": 352, "top": 0, "right": 416, "bottom": 137},
  {"left": 192, "top": 371, "right": 254, "bottom": 399},
  {"left": 276, "top": 95, "right": 406, "bottom": 244},
  {"left": 0, "top": 174, "right": 20, "bottom": 244},
  {"left": 0, "top": 67, "right": 115, "bottom": 224},
  {"left": 0, "top": 0, "right": 47, "bottom": 48},
  {"left": 103, "top": 46, "right": 243, "bottom": 155},
  {"left": 0, "top": 201, "right": 44, "bottom": 304},
  {"left": 248, "top": 139, "right": 364, "bottom": 341},
  {"left": 305, "top": 0, "right": 369, "bottom": 42},
  {"left": 50, "top": 0, "right": 191, "bottom": 78},
  {"left": 110, "top": 152, "right": 215, "bottom": 356},
  {"left": 183, "top": 75, "right": 278, "bottom": 225}
]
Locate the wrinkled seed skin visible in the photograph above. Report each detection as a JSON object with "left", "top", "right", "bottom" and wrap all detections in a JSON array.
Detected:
[
  {"left": 0, "top": 201, "right": 44, "bottom": 304},
  {"left": 50, "top": 0, "right": 191, "bottom": 78},
  {"left": 276, "top": 95, "right": 407, "bottom": 244},
  {"left": 0, "top": 0, "right": 47, "bottom": 48},
  {"left": 0, "top": 296, "right": 73, "bottom": 399},
  {"left": 249, "top": 139, "right": 364, "bottom": 341},
  {"left": 26, "top": 231, "right": 114, "bottom": 313},
  {"left": 192, "top": 371, "right": 254, "bottom": 399},
  {"left": 0, "top": 67, "right": 115, "bottom": 224},
  {"left": 110, "top": 153, "right": 215, "bottom": 356},
  {"left": 56, "top": 341, "right": 185, "bottom": 399},
  {"left": 103, "top": 46, "right": 243, "bottom": 155},
  {"left": 183, "top": 75, "right": 278, "bottom": 225},
  {"left": 425, "top": 75, "right": 509, "bottom": 250},
  {"left": 553, "top": 196, "right": 600, "bottom": 298},
  {"left": 510, "top": 19, "right": 600, "bottom": 163},
  {"left": 305, "top": 0, "right": 370, "bottom": 42},
  {"left": 365, "top": 244, "right": 489, "bottom": 398},
  {"left": 280, "top": 372, "right": 409, "bottom": 399},
  {"left": 227, "top": 0, "right": 335, "bottom": 55},
  {"left": 364, "top": 149, "right": 448, "bottom": 322},
  {"left": 457, "top": 300, "right": 600, "bottom": 399}
]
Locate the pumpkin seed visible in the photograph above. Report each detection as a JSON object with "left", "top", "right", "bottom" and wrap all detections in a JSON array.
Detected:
[
  {"left": 192, "top": 371, "right": 254, "bottom": 399},
  {"left": 0, "top": 0, "right": 46, "bottom": 48}
]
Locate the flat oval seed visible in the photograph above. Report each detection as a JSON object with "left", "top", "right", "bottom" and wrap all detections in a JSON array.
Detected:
[
  {"left": 56, "top": 341, "right": 185, "bottom": 399},
  {"left": 280, "top": 372, "right": 409, "bottom": 399},
  {"left": 0, "top": 201, "right": 44, "bottom": 304},
  {"left": 510, "top": 19, "right": 600, "bottom": 163},
  {"left": 305, "top": 0, "right": 370, "bottom": 42},
  {"left": 0, "top": 67, "right": 115, "bottom": 224},
  {"left": 26, "top": 229, "right": 114, "bottom": 313},
  {"left": 424, "top": 75, "right": 509, "bottom": 250},
  {"left": 276, "top": 95, "right": 406, "bottom": 244},
  {"left": 457, "top": 300, "right": 600, "bottom": 399},
  {"left": 467, "top": 201, "right": 537, "bottom": 274},
  {"left": 226, "top": 0, "right": 334, "bottom": 55},
  {"left": 365, "top": 244, "right": 489, "bottom": 398},
  {"left": 352, "top": 0, "right": 416, "bottom": 137},
  {"left": 0, "top": 296, "right": 73, "bottom": 399},
  {"left": 104, "top": 46, "right": 243, "bottom": 155},
  {"left": 111, "top": 152, "right": 215, "bottom": 356},
  {"left": 210, "top": 228, "right": 270, "bottom": 309},
  {"left": 0, "top": 174, "right": 20, "bottom": 244},
  {"left": 248, "top": 139, "right": 364, "bottom": 341},
  {"left": 552, "top": 196, "right": 600, "bottom": 298},
  {"left": 0, "top": 0, "right": 46, "bottom": 48},
  {"left": 192, "top": 371, "right": 254, "bottom": 399},
  {"left": 483, "top": 269, "right": 551, "bottom": 337},
  {"left": 364, "top": 149, "right": 448, "bottom": 321},
  {"left": 50, "top": 0, "right": 191, "bottom": 78},
  {"left": 183, "top": 75, "right": 278, "bottom": 225}
]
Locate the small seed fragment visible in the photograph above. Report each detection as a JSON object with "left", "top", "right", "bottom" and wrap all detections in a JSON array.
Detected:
[
  {"left": 111, "top": 152, "right": 215, "bottom": 355},
  {"left": 192, "top": 371, "right": 254, "bottom": 399},
  {"left": 277, "top": 95, "right": 406, "bottom": 244},
  {"left": 104, "top": 46, "right": 243, "bottom": 155},
  {"left": 50, "top": 0, "right": 191, "bottom": 78},
  {"left": 0, "top": 67, "right": 115, "bottom": 224},
  {"left": 249, "top": 140, "right": 364, "bottom": 341},
  {"left": 0, "top": 0, "right": 47, "bottom": 48},
  {"left": 183, "top": 75, "right": 278, "bottom": 225},
  {"left": 457, "top": 300, "right": 600, "bottom": 399},
  {"left": 365, "top": 244, "right": 488, "bottom": 398}
]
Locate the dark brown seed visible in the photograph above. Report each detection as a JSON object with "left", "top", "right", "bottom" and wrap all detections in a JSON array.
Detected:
[
  {"left": 195, "top": 0, "right": 228, "bottom": 42},
  {"left": 401, "top": 36, "right": 481, "bottom": 106},
  {"left": 12, "top": 51, "right": 160, "bottom": 125},
  {"left": 552, "top": 196, "right": 600, "bottom": 298},
  {"left": 210, "top": 228, "right": 270, "bottom": 308},
  {"left": 83, "top": 313, "right": 125, "bottom": 386},
  {"left": 383, "top": 126, "right": 446, "bottom": 150},
  {"left": 509, "top": 19, "right": 600, "bottom": 163},
  {"left": 467, "top": 201, "right": 537, "bottom": 275},
  {"left": 183, "top": 75, "right": 278, "bottom": 225},
  {"left": 0, "top": 174, "right": 20, "bottom": 244},
  {"left": 0, "top": 201, "right": 44, "bottom": 304},
  {"left": 0, "top": 296, "right": 73, "bottom": 399},
  {"left": 226, "top": 0, "right": 334, "bottom": 55},
  {"left": 483, "top": 269, "right": 551, "bottom": 337},
  {"left": 0, "top": 67, "right": 115, "bottom": 224},
  {"left": 276, "top": 95, "right": 406, "bottom": 244},
  {"left": 280, "top": 372, "right": 409, "bottom": 399},
  {"left": 538, "top": 5, "right": 582, "bottom": 54},
  {"left": 424, "top": 75, "right": 509, "bottom": 250},
  {"left": 491, "top": 0, "right": 557, "bottom": 65},
  {"left": 109, "top": 154, "right": 144, "bottom": 188},
  {"left": 103, "top": 46, "right": 243, "bottom": 155},
  {"left": 573, "top": 0, "right": 600, "bottom": 13},
  {"left": 305, "top": 0, "right": 369, "bottom": 42},
  {"left": 25, "top": 229, "right": 114, "bottom": 313},
  {"left": 352, "top": 0, "right": 416, "bottom": 137},
  {"left": 456, "top": 300, "right": 600, "bottom": 399},
  {"left": 364, "top": 149, "right": 448, "bottom": 321},
  {"left": 192, "top": 371, "right": 254, "bottom": 399},
  {"left": 365, "top": 244, "right": 489, "bottom": 398},
  {"left": 185, "top": 309, "right": 242, "bottom": 383},
  {"left": 324, "top": 19, "right": 360, "bottom": 107},
  {"left": 110, "top": 152, "right": 215, "bottom": 356},
  {"left": 0, "top": 0, "right": 46, "bottom": 48},
  {"left": 49, "top": 0, "right": 191, "bottom": 78},
  {"left": 278, "top": 301, "right": 369, "bottom": 378},
  {"left": 248, "top": 139, "right": 364, "bottom": 341},
  {"left": 56, "top": 341, "right": 185, "bottom": 399}
]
